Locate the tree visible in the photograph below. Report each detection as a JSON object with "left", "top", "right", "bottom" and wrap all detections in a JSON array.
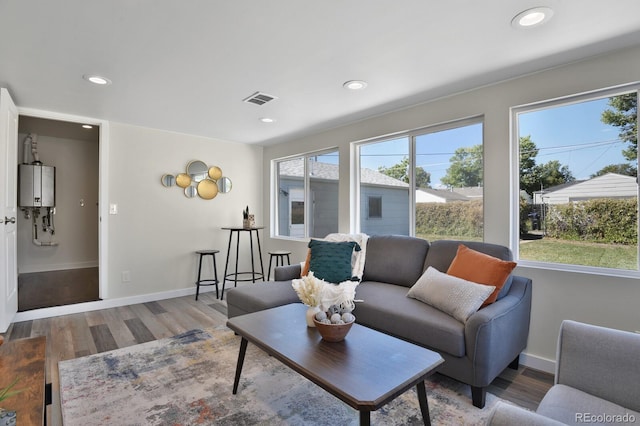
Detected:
[
  {"left": 591, "top": 163, "right": 637, "bottom": 178},
  {"left": 535, "top": 160, "right": 575, "bottom": 190},
  {"left": 519, "top": 136, "right": 540, "bottom": 195},
  {"left": 601, "top": 93, "right": 638, "bottom": 161},
  {"left": 441, "top": 145, "right": 483, "bottom": 188},
  {"left": 519, "top": 135, "right": 575, "bottom": 195},
  {"left": 378, "top": 157, "right": 431, "bottom": 188}
]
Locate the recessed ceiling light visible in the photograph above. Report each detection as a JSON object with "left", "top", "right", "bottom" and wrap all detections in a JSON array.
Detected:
[
  {"left": 512, "top": 7, "right": 554, "bottom": 29},
  {"left": 260, "top": 117, "right": 275, "bottom": 123},
  {"left": 343, "top": 80, "right": 368, "bottom": 90},
  {"left": 83, "top": 74, "right": 112, "bottom": 85},
  {"left": 82, "top": 124, "right": 93, "bottom": 129}
]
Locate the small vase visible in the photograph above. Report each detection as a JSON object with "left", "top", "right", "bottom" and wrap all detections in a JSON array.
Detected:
[
  {"left": 243, "top": 214, "right": 255, "bottom": 229},
  {"left": 306, "top": 306, "right": 321, "bottom": 327}
]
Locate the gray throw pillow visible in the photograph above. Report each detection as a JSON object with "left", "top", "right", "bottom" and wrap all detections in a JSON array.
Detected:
[{"left": 407, "top": 267, "right": 495, "bottom": 323}]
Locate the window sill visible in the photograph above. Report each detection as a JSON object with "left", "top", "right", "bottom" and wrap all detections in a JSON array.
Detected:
[{"left": 516, "top": 259, "right": 640, "bottom": 279}]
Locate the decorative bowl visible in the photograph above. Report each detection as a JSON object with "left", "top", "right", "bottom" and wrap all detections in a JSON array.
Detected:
[{"left": 313, "top": 318, "right": 355, "bottom": 342}]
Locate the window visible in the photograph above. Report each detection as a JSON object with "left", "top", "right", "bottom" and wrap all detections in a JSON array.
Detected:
[
  {"left": 368, "top": 196, "right": 382, "bottom": 219},
  {"left": 355, "top": 118, "right": 484, "bottom": 239},
  {"left": 274, "top": 149, "right": 339, "bottom": 239},
  {"left": 514, "top": 85, "right": 639, "bottom": 273}
]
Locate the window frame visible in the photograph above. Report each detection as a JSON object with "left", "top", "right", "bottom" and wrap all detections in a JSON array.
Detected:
[
  {"left": 510, "top": 83, "right": 640, "bottom": 278},
  {"left": 352, "top": 115, "right": 484, "bottom": 238},
  {"left": 271, "top": 147, "right": 339, "bottom": 240}
]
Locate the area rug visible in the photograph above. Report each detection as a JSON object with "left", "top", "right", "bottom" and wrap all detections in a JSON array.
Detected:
[{"left": 59, "top": 327, "right": 504, "bottom": 425}]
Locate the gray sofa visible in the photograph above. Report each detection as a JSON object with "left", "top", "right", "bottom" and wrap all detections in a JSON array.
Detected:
[
  {"left": 226, "top": 235, "right": 532, "bottom": 408},
  {"left": 489, "top": 320, "right": 640, "bottom": 425}
]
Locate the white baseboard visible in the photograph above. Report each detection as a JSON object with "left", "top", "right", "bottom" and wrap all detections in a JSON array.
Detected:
[
  {"left": 520, "top": 352, "right": 555, "bottom": 374},
  {"left": 18, "top": 261, "right": 99, "bottom": 274},
  {"left": 13, "top": 286, "right": 218, "bottom": 323}
]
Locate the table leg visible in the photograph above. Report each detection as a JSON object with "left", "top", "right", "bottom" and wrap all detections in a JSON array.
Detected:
[
  {"left": 232, "top": 337, "right": 248, "bottom": 394},
  {"left": 416, "top": 380, "right": 431, "bottom": 426},
  {"left": 359, "top": 410, "right": 371, "bottom": 426},
  {"left": 255, "top": 228, "right": 265, "bottom": 280},
  {"left": 234, "top": 230, "right": 240, "bottom": 288},
  {"left": 222, "top": 230, "right": 233, "bottom": 299},
  {"left": 249, "top": 230, "right": 256, "bottom": 283}
]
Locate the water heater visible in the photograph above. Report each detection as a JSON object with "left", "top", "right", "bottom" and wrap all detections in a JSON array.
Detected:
[{"left": 18, "top": 164, "right": 56, "bottom": 208}]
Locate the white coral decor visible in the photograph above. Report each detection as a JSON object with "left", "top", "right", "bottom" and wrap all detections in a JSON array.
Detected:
[{"left": 292, "top": 272, "right": 358, "bottom": 311}]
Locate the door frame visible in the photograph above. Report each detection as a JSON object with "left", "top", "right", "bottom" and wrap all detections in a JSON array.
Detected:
[
  {"left": 1, "top": 88, "right": 19, "bottom": 331},
  {"left": 17, "top": 107, "right": 110, "bottom": 300}
]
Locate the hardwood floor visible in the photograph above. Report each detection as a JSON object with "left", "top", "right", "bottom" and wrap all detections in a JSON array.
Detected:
[
  {"left": 1, "top": 292, "right": 553, "bottom": 425},
  {"left": 18, "top": 267, "right": 100, "bottom": 311}
]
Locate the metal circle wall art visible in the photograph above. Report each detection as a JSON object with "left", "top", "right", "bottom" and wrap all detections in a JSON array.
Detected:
[
  {"left": 162, "top": 160, "right": 232, "bottom": 200},
  {"left": 197, "top": 179, "right": 218, "bottom": 200}
]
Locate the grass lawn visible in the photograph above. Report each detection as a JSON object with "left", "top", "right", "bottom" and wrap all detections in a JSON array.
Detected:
[{"left": 519, "top": 238, "right": 638, "bottom": 270}]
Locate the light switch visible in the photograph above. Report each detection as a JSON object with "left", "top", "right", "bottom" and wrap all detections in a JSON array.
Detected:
[{"left": 109, "top": 203, "right": 118, "bottom": 215}]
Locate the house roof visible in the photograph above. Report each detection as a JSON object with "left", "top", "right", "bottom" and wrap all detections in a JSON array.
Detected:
[
  {"left": 416, "top": 188, "right": 471, "bottom": 202},
  {"left": 534, "top": 173, "right": 638, "bottom": 202},
  {"left": 279, "top": 160, "right": 408, "bottom": 188},
  {"left": 2, "top": 2, "right": 640, "bottom": 145}
]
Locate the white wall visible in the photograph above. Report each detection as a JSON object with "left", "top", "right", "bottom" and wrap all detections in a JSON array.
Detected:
[
  {"left": 263, "top": 44, "right": 640, "bottom": 369},
  {"left": 16, "top": 133, "right": 99, "bottom": 273},
  {"left": 107, "top": 122, "right": 263, "bottom": 299}
]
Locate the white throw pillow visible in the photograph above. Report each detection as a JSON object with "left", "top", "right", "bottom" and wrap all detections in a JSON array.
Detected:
[{"left": 407, "top": 266, "right": 495, "bottom": 323}]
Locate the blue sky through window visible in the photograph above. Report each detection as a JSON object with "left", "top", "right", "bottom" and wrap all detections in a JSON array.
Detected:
[{"left": 518, "top": 97, "right": 631, "bottom": 181}]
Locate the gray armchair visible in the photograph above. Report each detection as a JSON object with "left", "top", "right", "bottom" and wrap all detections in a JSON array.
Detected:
[{"left": 489, "top": 320, "right": 640, "bottom": 425}]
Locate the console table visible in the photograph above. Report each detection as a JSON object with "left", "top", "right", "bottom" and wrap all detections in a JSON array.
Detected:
[
  {"left": 221, "top": 226, "right": 265, "bottom": 298},
  {"left": 0, "top": 336, "right": 47, "bottom": 425}
]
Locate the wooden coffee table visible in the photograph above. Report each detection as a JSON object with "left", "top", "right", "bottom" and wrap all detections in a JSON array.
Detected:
[
  {"left": 226, "top": 304, "right": 444, "bottom": 425},
  {"left": 0, "top": 336, "right": 47, "bottom": 426}
]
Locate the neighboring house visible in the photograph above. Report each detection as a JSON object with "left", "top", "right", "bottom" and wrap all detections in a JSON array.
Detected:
[
  {"left": 359, "top": 168, "right": 410, "bottom": 236},
  {"left": 415, "top": 188, "right": 471, "bottom": 203},
  {"left": 533, "top": 173, "right": 638, "bottom": 205},
  {"left": 451, "top": 186, "right": 483, "bottom": 201},
  {"left": 277, "top": 161, "right": 410, "bottom": 237}
]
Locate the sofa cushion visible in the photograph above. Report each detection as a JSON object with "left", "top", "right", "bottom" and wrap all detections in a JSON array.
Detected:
[
  {"left": 226, "top": 281, "right": 300, "bottom": 318},
  {"left": 537, "top": 384, "right": 640, "bottom": 425},
  {"left": 355, "top": 281, "right": 466, "bottom": 357},
  {"left": 447, "top": 244, "right": 516, "bottom": 306},
  {"left": 362, "top": 235, "right": 430, "bottom": 287},
  {"left": 307, "top": 239, "right": 361, "bottom": 283},
  {"left": 407, "top": 267, "right": 495, "bottom": 323}
]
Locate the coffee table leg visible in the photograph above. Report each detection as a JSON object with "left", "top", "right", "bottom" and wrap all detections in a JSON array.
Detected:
[
  {"left": 416, "top": 380, "right": 431, "bottom": 426},
  {"left": 359, "top": 410, "right": 370, "bottom": 426},
  {"left": 232, "top": 337, "right": 248, "bottom": 394}
]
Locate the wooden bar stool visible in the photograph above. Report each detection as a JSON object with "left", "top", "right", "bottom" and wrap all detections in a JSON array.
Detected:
[
  {"left": 267, "top": 250, "right": 291, "bottom": 280},
  {"left": 195, "top": 250, "right": 220, "bottom": 300}
]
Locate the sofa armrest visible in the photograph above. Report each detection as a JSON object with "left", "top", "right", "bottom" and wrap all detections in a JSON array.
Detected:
[
  {"left": 555, "top": 320, "right": 640, "bottom": 412},
  {"left": 274, "top": 264, "right": 302, "bottom": 281},
  {"left": 464, "top": 275, "right": 532, "bottom": 386},
  {"left": 489, "top": 401, "right": 565, "bottom": 426}
]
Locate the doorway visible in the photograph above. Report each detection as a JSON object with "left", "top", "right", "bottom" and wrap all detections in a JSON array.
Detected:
[{"left": 16, "top": 116, "right": 100, "bottom": 311}]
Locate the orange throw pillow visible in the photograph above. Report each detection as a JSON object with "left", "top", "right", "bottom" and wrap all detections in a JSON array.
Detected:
[
  {"left": 301, "top": 249, "right": 312, "bottom": 277},
  {"left": 446, "top": 244, "right": 516, "bottom": 306}
]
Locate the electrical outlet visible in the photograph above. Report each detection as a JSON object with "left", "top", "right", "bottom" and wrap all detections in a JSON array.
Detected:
[
  {"left": 109, "top": 203, "right": 118, "bottom": 215},
  {"left": 121, "top": 271, "right": 131, "bottom": 282}
]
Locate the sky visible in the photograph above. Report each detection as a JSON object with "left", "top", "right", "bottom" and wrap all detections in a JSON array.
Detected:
[
  {"left": 317, "top": 94, "right": 633, "bottom": 188},
  {"left": 518, "top": 96, "right": 628, "bottom": 181},
  {"left": 359, "top": 123, "right": 483, "bottom": 188}
]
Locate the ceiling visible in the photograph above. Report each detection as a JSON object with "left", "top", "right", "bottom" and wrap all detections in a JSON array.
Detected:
[{"left": 2, "top": 1, "right": 640, "bottom": 146}]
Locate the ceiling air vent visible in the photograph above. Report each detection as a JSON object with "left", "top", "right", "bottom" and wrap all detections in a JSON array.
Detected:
[{"left": 243, "top": 91, "right": 277, "bottom": 106}]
